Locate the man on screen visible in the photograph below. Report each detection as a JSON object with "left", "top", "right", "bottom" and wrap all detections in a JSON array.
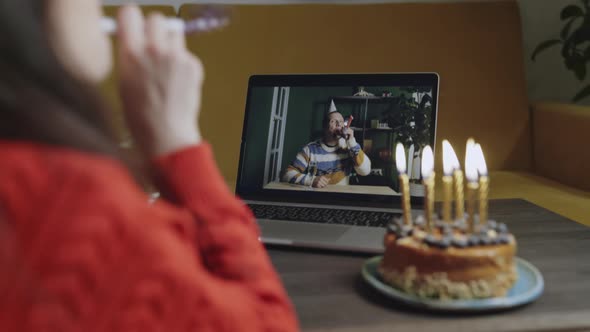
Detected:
[{"left": 282, "top": 101, "right": 371, "bottom": 188}]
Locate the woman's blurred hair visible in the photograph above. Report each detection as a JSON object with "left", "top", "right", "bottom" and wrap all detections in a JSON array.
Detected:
[{"left": 0, "top": 1, "right": 121, "bottom": 157}]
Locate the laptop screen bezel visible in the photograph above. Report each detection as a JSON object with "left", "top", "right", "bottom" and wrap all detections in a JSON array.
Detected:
[{"left": 235, "top": 73, "right": 439, "bottom": 208}]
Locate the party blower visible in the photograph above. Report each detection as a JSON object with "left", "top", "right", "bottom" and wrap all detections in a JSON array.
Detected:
[{"left": 101, "top": 6, "right": 230, "bottom": 34}]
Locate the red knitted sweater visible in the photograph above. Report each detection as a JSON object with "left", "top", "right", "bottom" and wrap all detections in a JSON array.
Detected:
[{"left": 0, "top": 141, "right": 299, "bottom": 332}]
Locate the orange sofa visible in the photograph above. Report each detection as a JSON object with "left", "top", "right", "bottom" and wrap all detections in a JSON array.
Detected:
[{"left": 102, "top": 1, "right": 590, "bottom": 225}]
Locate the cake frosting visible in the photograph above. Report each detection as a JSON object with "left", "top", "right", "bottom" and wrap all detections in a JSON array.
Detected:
[{"left": 378, "top": 217, "right": 517, "bottom": 300}]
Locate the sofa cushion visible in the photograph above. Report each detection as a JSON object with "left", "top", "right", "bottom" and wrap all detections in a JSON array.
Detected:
[
  {"left": 532, "top": 102, "right": 590, "bottom": 192},
  {"left": 436, "top": 170, "right": 590, "bottom": 226}
]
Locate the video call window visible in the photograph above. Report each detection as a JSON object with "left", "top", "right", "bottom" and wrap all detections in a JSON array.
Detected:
[{"left": 239, "top": 85, "right": 434, "bottom": 197}]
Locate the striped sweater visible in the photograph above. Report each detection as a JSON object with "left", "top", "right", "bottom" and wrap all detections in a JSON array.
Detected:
[{"left": 282, "top": 137, "right": 371, "bottom": 186}]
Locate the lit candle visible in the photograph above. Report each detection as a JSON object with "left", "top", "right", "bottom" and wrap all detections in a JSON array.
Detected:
[
  {"left": 465, "top": 139, "right": 479, "bottom": 233},
  {"left": 421, "top": 145, "right": 435, "bottom": 231},
  {"left": 474, "top": 143, "right": 489, "bottom": 227},
  {"left": 395, "top": 143, "right": 412, "bottom": 225},
  {"left": 442, "top": 140, "right": 454, "bottom": 223}
]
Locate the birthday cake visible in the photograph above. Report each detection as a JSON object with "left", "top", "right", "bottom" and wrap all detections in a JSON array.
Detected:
[{"left": 378, "top": 217, "right": 517, "bottom": 300}]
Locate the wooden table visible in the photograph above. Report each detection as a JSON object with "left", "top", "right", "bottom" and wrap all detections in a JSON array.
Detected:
[
  {"left": 264, "top": 181, "right": 399, "bottom": 196},
  {"left": 267, "top": 199, "right": 590, "bottom": 332}
]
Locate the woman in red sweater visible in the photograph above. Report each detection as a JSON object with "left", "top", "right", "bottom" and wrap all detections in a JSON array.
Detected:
[{"left": 0, "top": 1, "right": 299, "bottom": 331}]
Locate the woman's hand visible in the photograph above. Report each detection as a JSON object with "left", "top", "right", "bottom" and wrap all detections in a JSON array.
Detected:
[{"left": 117, "top": 5, "right": 204, "bottom": 157}]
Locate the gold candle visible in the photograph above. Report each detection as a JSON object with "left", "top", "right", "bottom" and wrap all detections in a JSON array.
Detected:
[
  {"left": 442, "top": 175, "right": 452, "bottom": 222},
  {"left": 395, "top": 143, "right": 412, "bottom": 225},
  {"left": 453, "top": 169, "right": 465, "bottom": 220},
  {"left": 465, "top": 139, "right": 478, "bottom": 233},
  {"left": 474, "top": 144, "right": 489, "bottom": 227},
  {"left": 442, "top": 140, "right": 456, "bottom": 223},
  {"left": 466, "top": 181, "right": 479, "bottom": 233},
  {"left": 445, "top": 142, "right": 464, "bottom": 221},
  {"left": 421, "top": 146, "right": 435, "bottom": 231}
]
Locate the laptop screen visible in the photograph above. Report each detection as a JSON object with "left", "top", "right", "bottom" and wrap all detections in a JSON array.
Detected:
[{"left": 236, "top": 74, "right": 439, "bottom": 207}]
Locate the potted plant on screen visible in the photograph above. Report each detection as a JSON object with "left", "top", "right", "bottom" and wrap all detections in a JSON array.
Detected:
[
  {"left": 532, "top": 0, "right": 590, "bottom": 102},
  {"left": 382, "top": 87, "right": 433, "bottom": 194}
]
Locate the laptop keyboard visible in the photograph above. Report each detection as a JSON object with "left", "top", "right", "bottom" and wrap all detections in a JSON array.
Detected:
[{"left": 247, "top": 204, "right": 400, "bottom": 227}]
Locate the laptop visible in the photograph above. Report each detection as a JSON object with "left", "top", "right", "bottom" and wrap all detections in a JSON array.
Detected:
[{"left": 236, "top": 73, "right": 439, "bottom": 253}]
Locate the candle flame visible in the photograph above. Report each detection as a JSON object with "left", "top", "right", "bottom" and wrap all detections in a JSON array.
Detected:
[
  {"left": 474, "top": 143, "right": 488, "bottom": 176},
  {"left": 421, "top": 145, "right": 434, "bottom": 178},
  {"left": 442, "top": 140, "right": 460, "bottom": 176},
  {"left": 395, "top": 143, "right": 407, "bottom": 174},
  {"left": 465, "top": 139, "right": 478, "bottom": 182}
]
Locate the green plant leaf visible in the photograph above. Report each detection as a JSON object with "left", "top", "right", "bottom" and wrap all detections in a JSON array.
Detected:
[
  {"left": 531, "top": 39, "right": 563, "bottom": 61},
  {"left": 562, "top": 18, "right": 579, "bottom": 39},
  {"left": 561, "top": 5, "right": 584, "bottom": 20},
  {"left": 565, "top": 55, "right": 576, "bottom": 70},
  {"left": 569, "top": 25, "right": 590, "bottom": 44},
  {"left": 573, "top": 84, "right": 590, "bottom": 102},
  {"left": 573, "top": 61, "right": 587, "bottom": 80},
  {"left": 562, "top": 39, "right": 572, "bottom": 57}
]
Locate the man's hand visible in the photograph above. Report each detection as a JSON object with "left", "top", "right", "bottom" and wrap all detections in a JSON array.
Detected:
[
  {"left": 342, "top": 127, "right": 354, "bottom": 140},
  {"left": 312, "top": 176, "right": 330, "bottom": 188}
]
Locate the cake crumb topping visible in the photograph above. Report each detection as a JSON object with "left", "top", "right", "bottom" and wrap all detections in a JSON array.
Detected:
[{"left": 378, "top": 265, "right": 518, "bottom": 300}]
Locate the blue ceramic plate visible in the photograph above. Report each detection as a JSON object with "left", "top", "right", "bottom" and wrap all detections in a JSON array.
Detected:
[{"left": 362, "top": 256, "right": 544, "bottom": 312}]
